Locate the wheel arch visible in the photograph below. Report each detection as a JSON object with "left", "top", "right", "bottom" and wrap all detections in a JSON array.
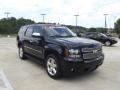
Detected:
[
  {"left": 18, "top": 42, "right": 23, "bottom": 48},
  {"left": 44, "top": 49, "right": 61, "bottom": 60}
]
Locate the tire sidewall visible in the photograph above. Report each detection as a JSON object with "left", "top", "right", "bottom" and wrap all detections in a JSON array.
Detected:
[
  {"left": 19, "top": 45, "right": 26, "bottom": 59},
  {"left": 46, "top": 54, "right": 61, "bottom": 79}
]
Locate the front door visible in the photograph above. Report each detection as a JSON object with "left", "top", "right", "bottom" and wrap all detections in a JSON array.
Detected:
[{"left": 30, "top": 26, "right": 44, "bottom": 59}]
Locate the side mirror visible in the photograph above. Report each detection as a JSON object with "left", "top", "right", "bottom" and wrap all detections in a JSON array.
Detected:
[{"left": 32, "top": 32, "right": 41, "bottom": 37}]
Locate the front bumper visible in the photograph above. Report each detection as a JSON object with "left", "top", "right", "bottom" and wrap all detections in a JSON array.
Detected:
[
  {"left": 61, "top": 55, "right": 104, "bottom": 74},
  {"left": 112, "top": 40, "right": 118, "bottom": 45}
]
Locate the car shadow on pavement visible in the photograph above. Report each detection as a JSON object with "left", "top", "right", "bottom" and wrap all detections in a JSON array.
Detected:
[
  {"left": 60, "top": 70, "right": 100, "bottom": 81},
  {"left": 25, "top": 55, "right": 46, "bottom": 70}
]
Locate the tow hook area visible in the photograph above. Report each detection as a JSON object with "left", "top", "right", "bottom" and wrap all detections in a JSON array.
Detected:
[{"left": 85, "top": 66, "right": 98, "bottom": 72}]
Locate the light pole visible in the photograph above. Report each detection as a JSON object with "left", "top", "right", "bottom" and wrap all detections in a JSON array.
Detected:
[
  {"left": 74, "top": 15, "right": 79, "bottom": 34},
  {"left": 4, "top": 12, "right": 10, "bottom": 18},
  {"left": 113, "top": 15, "right": 116, "bottom": 23},
  {"left": 104, "top": 14, "right": 108, "bottom": 33},
  {"left": 113, "top": 15, "right": 116, "bottom": 28},
  {"left": 111, "top": 15, "right": 116, "bottom": 32},
  {"left": 41, "top": 14, "right": 46, "bottom": 23}
]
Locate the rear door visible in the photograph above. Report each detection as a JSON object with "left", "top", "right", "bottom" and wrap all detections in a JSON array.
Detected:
[{"left": 23, "top": 26, "right": 34, "bottom": 55}]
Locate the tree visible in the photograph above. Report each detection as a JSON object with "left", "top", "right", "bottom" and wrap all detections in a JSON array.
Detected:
[
  {"left": 0, "top": 17, "right": 35, "bottom": 34},
  {"left": 88, "top": 27, "right": 107, "bottom": 33},
  {"left": 66, "top": 25, "right": 87, "bottom": 33},
  {"left": 115, "top": 18, "right": 120, "bottom": 34},
  {"left": 88, "top": 28, "right": 97, "bottom": 32}
]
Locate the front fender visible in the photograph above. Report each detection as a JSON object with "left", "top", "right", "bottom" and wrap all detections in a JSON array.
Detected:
[{"left": 44, "top": 44, "right": 63, "bottom": 55}]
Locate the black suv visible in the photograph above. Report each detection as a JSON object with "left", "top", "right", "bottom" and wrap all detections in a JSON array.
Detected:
[
  {"left": 17, "top": 24, "right": 104, "bottom": 78},
  {"left": 84, "top": 32, "right": 117, "bottom": 46}
]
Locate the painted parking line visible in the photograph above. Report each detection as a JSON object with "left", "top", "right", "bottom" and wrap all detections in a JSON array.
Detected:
[{"left": 0, "top": 70, "right": 13, "bottom": 90}]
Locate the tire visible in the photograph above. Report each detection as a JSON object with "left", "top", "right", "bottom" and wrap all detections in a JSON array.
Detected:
[
  {"left": 105, "top": 41, "right": 111, "bottom": 46},
  {"left": 19, "top": 45, "right": 27, "bottom": 59},
  {"left": 46, "top": 54, "right": 62, "bottom": 79}
]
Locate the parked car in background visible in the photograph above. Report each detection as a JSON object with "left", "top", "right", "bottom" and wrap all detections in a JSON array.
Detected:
[
  {"left": 105, "top": 33, "right": 112, "bottom": 37},
  {"left": 83, "top": 32, "right": 117, "bottom": 46}
]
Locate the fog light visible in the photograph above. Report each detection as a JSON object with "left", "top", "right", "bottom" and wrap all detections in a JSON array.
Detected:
[
  {"left": 69, "top": 55, "right": 80, "bottom": 58},
  {"left": 70, "top": 68, "right": 74, "bottom": 72}
]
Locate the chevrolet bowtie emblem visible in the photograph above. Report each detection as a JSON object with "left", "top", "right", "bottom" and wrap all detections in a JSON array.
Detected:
[{"left": 93, "top": 50, "right": 98, "bottom": 53}]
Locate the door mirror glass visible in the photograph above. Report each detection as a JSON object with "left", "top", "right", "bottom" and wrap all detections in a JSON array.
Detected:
[{"left": 32, "top": 32, "right": 41, "bottom": 37}]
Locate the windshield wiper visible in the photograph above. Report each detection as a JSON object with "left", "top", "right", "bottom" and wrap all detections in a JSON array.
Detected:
[
  {"left": 50, "top": 35, "right": 62, "bottom": 37},
  {"left": 50, "top": 35, "right": 74, "bottom": 38},
  {"left": 62, "top": 35, "right": 74, "bottom": 37}
]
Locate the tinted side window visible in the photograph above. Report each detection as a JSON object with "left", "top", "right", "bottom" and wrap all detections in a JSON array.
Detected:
[
  {"left": 86, "top": 33, "right": 94, "bottom": 37},
  {"left": 25, "top": 26, "right": 33, "bottom": 37},
  {"left": 18, "top": 26, "right": 28, "bottom": 35},
  {"left": 18, "top": 27, "right": 23, "bottom": 35},
  {"left": 33, "top": 26, "right": 43, "bottom": 35},
  {"left": 88, "top": 33, "right": 98, "bottom": 38},
  {"left": 94, "top": 34, "right": 99, "bottom": 38}
]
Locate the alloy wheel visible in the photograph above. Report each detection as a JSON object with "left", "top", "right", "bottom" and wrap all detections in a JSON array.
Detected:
[{"left": 47, "top": 58, "right": 57, "bottom": 76}]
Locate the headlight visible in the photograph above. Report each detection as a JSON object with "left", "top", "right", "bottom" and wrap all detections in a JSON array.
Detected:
[
  {"left": 64, "top": 48, "right": 82, "bottom": 61},
  {"left": 69, "top": 49, "right": 79, "bottom": 55},
  {"left": 69, "top": 49, "right": 80, "bottom": 58}
]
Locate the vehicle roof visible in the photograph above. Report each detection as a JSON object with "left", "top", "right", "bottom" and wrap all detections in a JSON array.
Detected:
[
  {"left": 23, "top": 24, "right": 64, "bottom": 28},
  {"left": 86, "top": 32, "right": 98, "bottom": 34},
  {"left": 85, "top": 32, "right": 98, "bottom": 34}
]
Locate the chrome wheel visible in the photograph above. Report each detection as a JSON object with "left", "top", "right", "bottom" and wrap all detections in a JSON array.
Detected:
[
  {"left": 19, "top": 46, "right": 26, "bottom": 59},
  {"left": 19, "top": 46, "right": 23, "bottom": 58},
  {"left": 47, "top": 58, "right": 57, "bottom": 76},
  {"left": 105, "top": 41, "right": 111, "bottom": 46}
]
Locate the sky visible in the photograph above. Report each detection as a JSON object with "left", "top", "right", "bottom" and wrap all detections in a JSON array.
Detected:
[{"left": 0, "top": 0, "right": 120, "bottom": 28}]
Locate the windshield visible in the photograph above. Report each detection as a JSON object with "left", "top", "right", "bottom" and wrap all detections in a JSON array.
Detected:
[
  {"left": 45, "top": 27, "right": 77, "bottom": 37},
  {"left": 99, "top": 33, "right": 107, "bottom": 37}
]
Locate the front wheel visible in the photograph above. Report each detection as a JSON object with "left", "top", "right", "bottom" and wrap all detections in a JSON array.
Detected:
[
  {"left": 105, "top": 41, "right": 111, "bottom": 46},
  {"left": 46, "top": 54, "right": 62, "bottom": 79}
]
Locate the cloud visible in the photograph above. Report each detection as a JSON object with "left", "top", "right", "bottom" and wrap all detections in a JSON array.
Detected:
[{"left": 0, "top": 0, "right": 120, "bottom": 28}]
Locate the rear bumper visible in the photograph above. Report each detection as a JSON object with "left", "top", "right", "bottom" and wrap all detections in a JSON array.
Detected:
[{"left": 61, "top": 55, "right": 104, "bottom": 74}]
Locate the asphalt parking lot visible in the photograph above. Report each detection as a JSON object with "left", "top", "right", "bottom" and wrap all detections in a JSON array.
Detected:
[{"left": 0, "top": 37, "right": 120, "bottom": 90}]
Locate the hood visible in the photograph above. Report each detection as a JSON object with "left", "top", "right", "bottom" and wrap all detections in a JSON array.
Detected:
[
  {"left": 105, "top": 36, "right": 117, "bottom": 41},
  {"left": 109, "top": 37, "right": 117, "bottom": 40},
  {"left": 54, "top": 37, "right": 101, "bottom": 48}
]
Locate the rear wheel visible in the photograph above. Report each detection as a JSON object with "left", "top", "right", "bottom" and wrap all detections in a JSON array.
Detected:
[
  {"left": 19, "top": 45, "right": 27, "bottom": 59},
  {"left": 46, "top": 54, "right": 62, "bottom": 79}
]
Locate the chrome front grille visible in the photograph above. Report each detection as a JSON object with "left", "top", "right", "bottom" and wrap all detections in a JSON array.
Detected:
[
  {"left": 82, "top": 46, "right": 102, "bottom": 60},
  {"left": 82, "top": 47, "right": 101, "bottom": 53},
  {"left": 83, "top": 50, "right": 102, "bottom": 59}
]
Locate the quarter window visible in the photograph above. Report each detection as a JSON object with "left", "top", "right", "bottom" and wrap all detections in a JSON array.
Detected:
[{"left": 25, "top": 26, "right": 33, "bottom": 37}]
